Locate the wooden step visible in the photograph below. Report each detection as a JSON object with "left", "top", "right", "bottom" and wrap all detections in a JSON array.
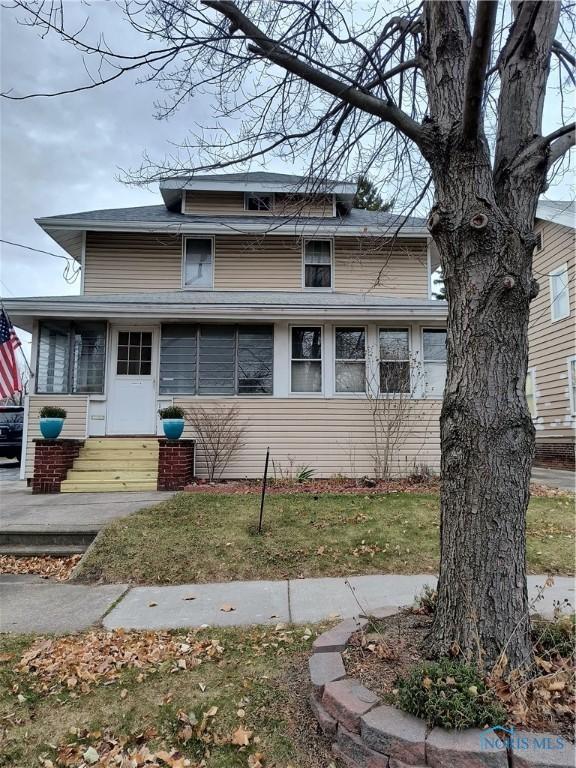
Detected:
[
  {"left": 66, "top": 470, "right": 157, "bottom": 482},
  {"left": 79, "top": 449, "right": 159, "bottom": 460},
  {"left": 84, "top": 438, "right": 160, "bottom": 449},
  {"left": 60, "top": 479, "right": 158, "bottom": 493},
  {"left": 73, "top": 459, "right": 158, "bottom": 470}
]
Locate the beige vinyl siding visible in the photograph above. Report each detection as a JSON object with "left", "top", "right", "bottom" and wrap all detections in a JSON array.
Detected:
[
  {"left": 175, "top": 397, "right": 441, "bottom": 478},
  {"left": 528, "top": 220, "right": 576, "bottom": 441},
  {"left": 183, "top": 190, "right": 333, "bottom": 217},
  {"left": 83, "top": 232, "right": 430, "bottom": 297},
  {"left": 335, "top": 238, "right": 429, "bottom": 298},
  {"left": 84, "top": 232, "right": 182, "bottom": 293},
  {"left": 24, "top": 395, "right": 88, "bottom": 478}
]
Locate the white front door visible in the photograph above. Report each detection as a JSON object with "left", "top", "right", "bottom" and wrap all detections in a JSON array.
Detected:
[{"left": 108, "top": 327, "right": 157, "bottom": 435}]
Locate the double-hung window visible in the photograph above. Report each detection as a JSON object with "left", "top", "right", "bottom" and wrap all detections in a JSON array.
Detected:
[
  {"left": 159, "top": 324, "right": 273, "bottom": 396},
  {"left": 303, "top": 240, "right": 332, "bottom": 289},
  {"left": 379, "top": 328, "right": 410, "bottom": 394},
  {"left": 37, "top": 320, "right": 107, "bottom": 394},
  {"left": 550, "top": 264, "right": 570, "bottom": 321},
  {"left": 422, "top": 329, "right": 447, "bottom": 398},
  {"left": 291, "top": 327, "right": 322, "bottom": 393},
  {"left": 183, "top": 237, "right": 213, "bottom": 289},
  {"left": 568, "top": 357, "right": 576, "bottom": 416},
  {"left": 335, "top": 327, "right": 366, "bottom": 393}
]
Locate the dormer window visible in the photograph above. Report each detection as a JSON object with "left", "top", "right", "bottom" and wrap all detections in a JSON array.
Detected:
[{"left": 245, "top": 192, "right": 273, "bottom": 211}]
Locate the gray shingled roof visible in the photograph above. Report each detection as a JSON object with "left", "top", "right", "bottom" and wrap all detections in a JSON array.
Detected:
[
  {"left": 8, "top": 290, "right": 442, "bottom": 308},
  {"left": 37, "top": 205, "right": 426, "bottom": 230},
  {"left": 161, "top": 171, "right": 344, "bottom": 185}
]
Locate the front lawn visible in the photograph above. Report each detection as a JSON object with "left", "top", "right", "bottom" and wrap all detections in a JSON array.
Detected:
[
  {"left": 0, "top": 625, "right": 330, "bottom": 768},
  {"left": 74, "top": 492, "right": 575, "bottom": 585}
]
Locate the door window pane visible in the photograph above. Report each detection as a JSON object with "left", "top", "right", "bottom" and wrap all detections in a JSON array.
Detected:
[
  {"left": 379, "top": 329, "right": 410, "bottom": 393},
  {"left": 304, "top": 240, "right": 332, "bottom": 288},
  {"left": 184, "top": 238, "right": 213, "bottom": 288},
  {"left": 116, "top": 331, "right": 153, "bottom": 376},
  {"left": 291, "top": 327, "right": 321, "bottom": 392},
  {"left": 335, "top": 328, "right": 365, "bottom": 393}
]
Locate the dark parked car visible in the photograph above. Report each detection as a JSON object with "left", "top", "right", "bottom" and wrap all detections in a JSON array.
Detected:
[{"left": 0, "top": 406, "right": 24, "bottom": 462}]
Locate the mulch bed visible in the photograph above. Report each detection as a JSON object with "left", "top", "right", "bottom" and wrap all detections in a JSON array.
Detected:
[
  {"left": 343, "top": 610, "right": 575, "bottom": 741},
  {"left": 184, "top": 477, "right": 568, "bottom": 497},
  {"left": 0, "top": 554, "right": 81, "bottom": 581}
]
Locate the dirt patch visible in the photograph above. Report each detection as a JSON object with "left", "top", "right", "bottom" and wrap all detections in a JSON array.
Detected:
[{"left": 0, "top": 554, "right": 81, "bottom": 581}]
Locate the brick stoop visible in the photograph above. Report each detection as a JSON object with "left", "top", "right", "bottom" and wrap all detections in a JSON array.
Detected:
[
  {"left": 32, "top": 439, "right": 85, "bottom": 493},
  {"left": 308, "top": 612, "right": 575, "bottom": 768},
  {"left": 157, "top": 439, "right": 195, "bottom": 490}
]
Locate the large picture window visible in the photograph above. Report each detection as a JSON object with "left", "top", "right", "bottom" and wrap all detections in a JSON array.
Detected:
[
  {"left": 159, "top": 324, "right": 273, "bottom": 396},
  {"left": 422, "top": 328, "right": 447, "bottom": 398},
  {"left": 335, "top": 327, "right": 365, "bottom": 393},
  {"left": 379, "top": 328, "right": 410, "bottom": 393},
  {"left": 183, "top": 237, "right": 213, "bottom": 289},
  {"left": 37, "top": 320, "right": 107, "bottom": 394},
  {"left": 291, "top": 326, "right": 322, "bottom": 392}
]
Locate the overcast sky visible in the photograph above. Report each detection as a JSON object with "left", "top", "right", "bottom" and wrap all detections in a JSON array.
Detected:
[{"left": 1, "top": 1, "right": 573, "bottom": 316}]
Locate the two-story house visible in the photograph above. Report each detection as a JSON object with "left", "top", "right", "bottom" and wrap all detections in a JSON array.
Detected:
[
  {"left": 5, "top": 172, "right": 447, "bottom": 491},
  {"left": 527, "top": 200, "right": 575, "bottom": 470}
]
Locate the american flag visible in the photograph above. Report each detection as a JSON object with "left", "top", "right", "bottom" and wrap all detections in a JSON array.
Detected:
[{"left": 0, "top": 309, "right": 22, "bottom": 398}]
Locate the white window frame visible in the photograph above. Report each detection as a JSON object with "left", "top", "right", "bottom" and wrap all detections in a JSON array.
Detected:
[
  {"left": 421, "top": 327, "right": 447, "bottom": 400},
  {"left": 377, "top": 327, "right": 412, "bottom": 396},
  {"left": 568, "top": 356, "right": 576, "bottom": 416},
  {"left": 289, "top": 324, "right": 323, "bottom": 395},
  {"left": 302, "top": 238, "right": 334, "bottom": 291},
  {"left": 526, "top": 367, "right": 537, "bottom": 419},
  {"left": 182, "top": 235, "right": 215, "bottom": 290},
  {"left": 549, "top": 263, "right": 570, "bottom": 322},
  {"left": 334, "top": 326, "right": 367, "bottom": 395},
  {"left": 244, "top": 191, "right": 274, "bottom": 212}
]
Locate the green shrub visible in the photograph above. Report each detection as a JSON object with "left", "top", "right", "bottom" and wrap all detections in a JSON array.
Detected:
[
  {"left": 158, "top": 405, "right": 186, "bottom": 419},
  {"left": 413, "top": 584, "right": 437, "bottom": 614},
  {"left": 39, "top": 406, "right": 67, "bottom": 419},
  {"left": 395, "top": 659, "right": 507, "bottom": 729}
]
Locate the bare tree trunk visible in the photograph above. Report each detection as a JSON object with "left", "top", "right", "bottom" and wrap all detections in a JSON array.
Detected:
[{"left": 427, "top": 140, "right": 536, "bottom": 670}]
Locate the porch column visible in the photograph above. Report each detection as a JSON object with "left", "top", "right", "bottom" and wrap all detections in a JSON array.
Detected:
[{"left": 157, "top": 438, "right": 196, "bottom": 490}]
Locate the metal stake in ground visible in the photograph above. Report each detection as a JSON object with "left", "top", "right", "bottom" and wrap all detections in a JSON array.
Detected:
[{"left": 258, "top": 447, "right": 270, "bottom": 535}]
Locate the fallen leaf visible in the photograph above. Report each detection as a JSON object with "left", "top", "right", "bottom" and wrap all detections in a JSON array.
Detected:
[
  {"left": 220, "top": 604, "right": 236, "bottom": 612},
  {"left": 83, "top": 746, "right": 99, "bottom": 764},
  {"left": 149, "top": 602, "right": 158, "bottom": 607},
  {"left": 183, "top": 596, "right": 197, "bottom": 601},
  {"left": 231, "top": 725, "right": 253, "bottom": 746},
  {"left": 120, "top": 688, "right": 128, "bottom": 699}
]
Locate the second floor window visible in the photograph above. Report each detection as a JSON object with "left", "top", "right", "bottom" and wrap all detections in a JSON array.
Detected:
[
  {"left": 550, "top": 263, "right": 570, "bottom": 321},
  {"left": 303, "top": 239, "right": 332, "bottom": 288},
  {"left": 184, "top": 237, "right": 213, "bottom": 289}
]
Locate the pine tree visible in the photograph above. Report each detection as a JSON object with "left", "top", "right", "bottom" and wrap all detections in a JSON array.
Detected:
[{"left": 353, "top": 175, "right": 393, "bottom": 211}]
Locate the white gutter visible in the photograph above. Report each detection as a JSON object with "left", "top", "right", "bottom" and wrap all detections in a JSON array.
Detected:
[
  {"left": 159, "top": 179, "right": 356, "bottom": 195},
  {"left": 37, "top": 218, "right": 429, "bottom": 238}
]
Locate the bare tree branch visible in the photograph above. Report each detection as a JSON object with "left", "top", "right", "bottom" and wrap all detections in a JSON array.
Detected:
[
  {"left": 202, "top": 0, "right": 424, "bottom": 145},
  {"left": 461, "top": 0, "right": 498, "bottom": 141},
  {"left": 547, "top": 123, "right": 576, "bottom": 167}
]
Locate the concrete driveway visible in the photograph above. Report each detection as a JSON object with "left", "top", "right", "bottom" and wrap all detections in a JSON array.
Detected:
[{"left": 0, "top": 461, "right": 174, "bottom": 532}]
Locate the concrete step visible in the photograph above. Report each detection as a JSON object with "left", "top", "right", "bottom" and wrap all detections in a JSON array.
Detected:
[
  {"left": 0, "top": 529, "right": 98, "bottom": 546},
  {"left": 73, "top": 459, "right": 158, "bottom": 470},
  {"left": 66, "top": 470, "right": 157, "bottom": 482},
  {"left": 0, "top": 543, "right": 86, "bottom": 556},
  {"left": 60, "top": 480, "right": 158, "bottom": 493}
]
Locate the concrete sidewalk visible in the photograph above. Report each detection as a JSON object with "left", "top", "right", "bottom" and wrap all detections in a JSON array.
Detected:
[
  {"left": 1, "top": 573, "right": 573, "bottom": 634},
  {"left": 531, "top": 467, "right": 575, "bottom": 492}
]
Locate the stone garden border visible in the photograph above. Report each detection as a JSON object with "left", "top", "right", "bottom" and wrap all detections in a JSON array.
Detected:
[{"left": 308, "top": 609, "right": 574, "bottom": 768}]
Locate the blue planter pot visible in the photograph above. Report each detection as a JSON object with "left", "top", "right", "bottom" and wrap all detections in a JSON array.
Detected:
[
  {"left": 162, "top": 418, "right": 185, "bottom": 440},
  {"left": 39, "top": 418, "right": 64, "bottom": 439}
]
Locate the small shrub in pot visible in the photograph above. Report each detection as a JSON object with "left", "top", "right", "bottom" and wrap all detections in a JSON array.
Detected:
[
  {"left": 39, "top": 406, "right": 67, "bottom": 439},
  {"left": 158, "top": 405, "right": 186, "bottom": 440}
]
